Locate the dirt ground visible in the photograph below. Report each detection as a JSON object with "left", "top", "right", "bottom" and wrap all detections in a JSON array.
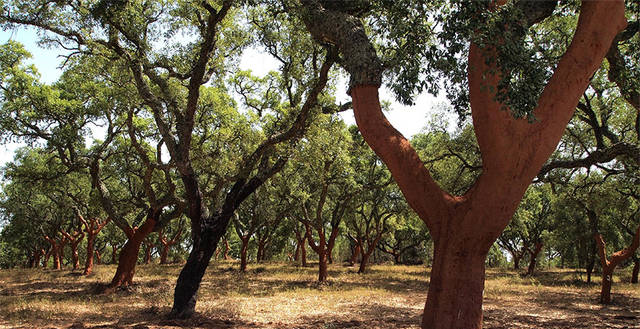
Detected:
[{"left": 0, "top": 262, "right": 638, "bottom": 328}]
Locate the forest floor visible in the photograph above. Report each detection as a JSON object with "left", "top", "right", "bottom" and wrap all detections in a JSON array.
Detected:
[{"left": 0, "top": 262, "right": 638, "bottom": 329}]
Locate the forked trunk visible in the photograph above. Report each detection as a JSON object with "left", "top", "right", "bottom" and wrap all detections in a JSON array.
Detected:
[
  {"left": 513, "top": 254, "right": 521, "bottom": 270},
  {"left": 358, "top": 249, "right": 371, "bottom": 274},
  {"left": 95, "top": 250, "right": 102, "bottom": 265},
  {"left": 350, "top": 243, "right": 361, "bottom": 266},
  {"left": 526, "top": 243, "right": 543, "bottom": 276},
  {"left": 107, "top": 218, "right": 156, "bottom": 289}
]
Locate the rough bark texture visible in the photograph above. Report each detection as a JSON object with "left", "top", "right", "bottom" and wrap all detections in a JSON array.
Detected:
[
  {"left": 298, "top": 0, "right": 627, "bottom": 326},
  {"left": 594, "top": 225, "right": 640, "bottom": 304},
  {"left": 170, "top": 214, "right": 229, "bottom": 319}
]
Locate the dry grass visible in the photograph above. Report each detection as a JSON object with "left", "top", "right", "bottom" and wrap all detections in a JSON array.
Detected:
[{"left": 0, "top": 262, "right": 638, "bottom": 328}]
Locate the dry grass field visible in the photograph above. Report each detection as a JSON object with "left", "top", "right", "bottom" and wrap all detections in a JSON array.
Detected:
[{"left": 0, "top": 262, "right": 638, "bottom": 329}]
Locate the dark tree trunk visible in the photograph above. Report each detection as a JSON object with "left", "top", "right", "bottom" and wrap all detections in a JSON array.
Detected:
[
  {"left": 631, "top": 257, "right": 639, "bottom": 284},
  {"left": 111, "top": 245, "right": 120, "bottom": 265},
  {"left": 240, "top": 237, "right": 249, "bottom": 272},
  {"left": 358, "top": 249, "right": 371, "bottom": 274},
  {"left": 513, "top": 254, "right": 521, "bottom": 270},
  {"left": 526, "top": 243, "right": 543, "bottom": 276},
  {"left": 144, "top": 242, "right": 152, "bottom": 264},
  {"left": 43, "top": 247, "right": 52, "bottom": 268},
  {"left": 257, "top": 241, "right": 265, "bottom": 263},
  {"left": 170, "top": 214, "right": 229, "bottom": 319},
  {"left": 350, "top": 243, "right": 361, "bottom": 266},
  {"left": 160, "top": 245, "right": 170, "bottom": 264}
]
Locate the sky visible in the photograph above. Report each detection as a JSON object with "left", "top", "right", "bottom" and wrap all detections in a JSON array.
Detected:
[{"left": 0, "top": 27, "right": 448, "bottom": 168}]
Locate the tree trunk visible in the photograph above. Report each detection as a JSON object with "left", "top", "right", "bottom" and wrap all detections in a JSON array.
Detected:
[
  {"left": 144, "top": 243, "right": 152, "bottom": 264},
  {"left": 631, "top": 257, "right": 639, "bottom": 284},
  {"left": 223, "top": 238, "right": 231, "bottom": 260},
  {"left": 111, "top": 245, "right": 119, "bottom": 265},
  {"left": 84, "top": 236, "right": 96, "bottom": 275},
  {"left": 257, "top": 241, "right": 265, "bottom": 263},
  {"left": 358, "top": 248, "right": 371, "bottom": 274},
  {"left": 240, "top": 237, "right": 249, "bottom": 272},
  {"left": 350, "top": 243, "right": 361, "bottom": 266},
  {"left": 526, "top": 243, "right": 544, "bottom": 276},
  {"left": 318, "top": 247, "right": 328, "bottom": 282},
  {"left": 95, "top": 249, "right": 102, "bottom": 265},
  {"left": 71, "top": 242, "right": 81, "bottom": 270},
  {"left": 43, "top": 247, "right": 52, "bottom": 268},
  {"left": 513, "top": 254, "right": 521, "bottom": 270},
  {"left": 421, "top": 237, "right": 490, "bottom": 329},
  {"left": 600, "top": 267, "right": 614, "bottom": 304},
  {"left": 107, "top": 217, "right": 156, "bottom": 289},
  {"left": 160, "top": 245, "right": 170, "bottom": 264},
  {"left": 595, "top": 227, "right": 640, "bottom": 304},
  {"left": 170, "top": 215, "right": 228, "bottom": 319},
  {"left": 301, "top": 239, "right": 307, "bottom": 267}
]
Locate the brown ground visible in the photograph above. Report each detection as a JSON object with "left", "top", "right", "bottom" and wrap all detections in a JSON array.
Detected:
[{"left": 0, "top": 262, "right": 638, "bottom": 328}]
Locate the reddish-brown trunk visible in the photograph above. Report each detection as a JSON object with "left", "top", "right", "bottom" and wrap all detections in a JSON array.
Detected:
[
  {"left": 526, "top": 242, "right": 544, "bottom": 276},
  {"left": 318, "top": 248, "right": 328, "bottom": 282},
  {"left": 61, "top": 229, "right": 84, "bottom": 270},
  {"left": 84, "top": 235, "right": 96, "bottom": 275},
  {"left": 595, "top": 226, "right": 640, "bottom": 304},
  {"left": 107, "top": 217, "right": 156, "bottom": 289},
  {"left": 95, "top": 249, "right": 102, "bottom": 265},
  {"left": 631, "top": 257, "right": 639, "bottom": 284},
  {"left": 358, "top": 233, "right": 384, "bottom": 274},
  {"left": 240, "top": 236, "right": 249, "bottom": 272},
  {"left": 80, "top": 217, "right": 110, "bottom": 275},
  {"left": 358, "top": 250, "right": 370, "bottom": 274},
  {"left": 159, "top": 227, "right": 183, "bottom": 265},
  {"left": 44, "top": 236, "right": 61, "bottom": 270}
]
